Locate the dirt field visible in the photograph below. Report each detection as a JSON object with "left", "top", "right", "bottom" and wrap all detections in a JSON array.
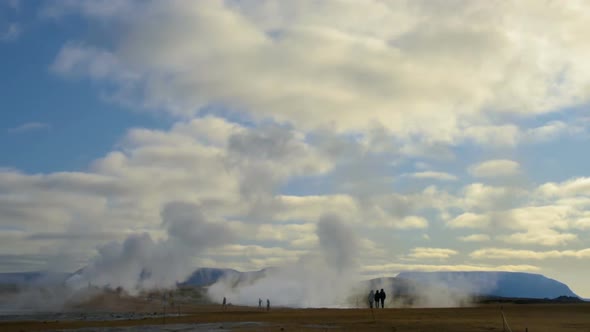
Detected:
[{"left": 1, "top": 303, "right": 590, "bottom": 332}]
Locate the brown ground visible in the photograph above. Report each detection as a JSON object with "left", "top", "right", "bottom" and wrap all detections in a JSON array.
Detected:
[{"left": 2, "top": 298, "right": 590, "bottom": 332}]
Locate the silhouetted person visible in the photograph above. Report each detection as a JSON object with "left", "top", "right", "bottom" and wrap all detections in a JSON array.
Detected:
[
  {"left": 222, "top": 297, "right": 226, "bottom": 309},
  {"left": 374, "top": 290, "right": 380, "bottom": 308},
  {"left": 266, "top": 299, "right": 270, "bottom": 311},
  {"left": 259, "top": 298, "right": 262, "bottom": 309},
  {"left": 368, "top": 289, "right": 375, "bottom": 308},
  {"left": 380, "top": 288, "right": 386, "bottom": 308}
]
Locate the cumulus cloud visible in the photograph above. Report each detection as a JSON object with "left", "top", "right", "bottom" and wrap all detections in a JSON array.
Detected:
[
  {"left": 395, "top": 216, "right": 429, "bottom": 229},
  {"left": 469, "top": 160, "right": 521, "bottom": 178},
  {"left": 497, "top": 230, "right": 578, "bottom": 247},
  {"left": 448, "top": 213, "right": 490, "bottom": 229},
  {"left": 470, "top": 248, "right": 590, "bottom": 260},
  {"left": 458, "top": 234, "right": 491, "bottom": 242},
  {"left": 407, "top": 248, "right": 458, "bottom": 260},
  {"left": 362, "top": 263, "right": 540, "bottom": 276},
  {"left": 460, "top": 183, "right": 527, "bottom": 212},
  {"left": 406, "top": 171, "right": 458, "bottom": 181},
  {"left": 0, "top": 116, "right": 334, "bottom": 271},
  {"left": 537, "top": 177, "right": 590, "bottom": 199},
  {"left": 524, "top": 121, "right": 572, "bottom": 143},
  {"left": 48, "top": 1, "right": 590, "bottom": 145}
]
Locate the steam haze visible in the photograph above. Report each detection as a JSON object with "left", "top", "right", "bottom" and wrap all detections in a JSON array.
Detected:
[
  {"left": 208, "top": 214, "right": 363, "bottom": 307},
  {"left": 67, "top": 202, "right": 234, "bottom": 292}
]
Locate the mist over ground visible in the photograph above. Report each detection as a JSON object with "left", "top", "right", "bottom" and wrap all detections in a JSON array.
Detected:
[{"left": 2, "top": 211, "right": 489, "bottom": 310}]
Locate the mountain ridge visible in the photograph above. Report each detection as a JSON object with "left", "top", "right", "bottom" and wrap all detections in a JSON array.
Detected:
[
  {"left": 0, "top": 269, "right": 582, "bottom": 300},
  {"left": 395, "top": 271, "right": 580, "bottom": 299}
]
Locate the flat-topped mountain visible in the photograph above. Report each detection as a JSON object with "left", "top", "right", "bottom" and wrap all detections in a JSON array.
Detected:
[{"left": 396, "top": 271, "right": 579, "bottom": 299}]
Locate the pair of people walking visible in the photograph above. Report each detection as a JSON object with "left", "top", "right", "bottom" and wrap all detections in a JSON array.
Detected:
[{"left": 368, "top": 288, "right": 386, "bottom": 308}]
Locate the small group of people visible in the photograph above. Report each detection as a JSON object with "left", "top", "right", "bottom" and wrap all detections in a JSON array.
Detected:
[
  {"left": 222, "top": 297, "right": 271, "bottom": 311},
  {"left": 368, "top": 288, "right": 386, "bottom": 308},
  {"left": 258, "top": 298, "right": 271, "bottom": 311}
]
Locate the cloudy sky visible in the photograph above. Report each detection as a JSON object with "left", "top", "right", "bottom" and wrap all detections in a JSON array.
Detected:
[{"left": 1, "top": 0, "right": 590, "bottom": 297}]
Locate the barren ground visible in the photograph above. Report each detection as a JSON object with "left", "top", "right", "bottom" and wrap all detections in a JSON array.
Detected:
[{"left": 1, "top": 300, "right": 590, "bottom": 332}]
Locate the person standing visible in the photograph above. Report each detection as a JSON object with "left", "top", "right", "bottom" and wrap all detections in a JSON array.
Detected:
[
  {"left": 368, "top": 289, "right": 375, "bottom": 308},
  {"left": 374, "top": 290, "right": 380, "bottom": 308},
  {"left": 258, "top": 298, "right": 262, "bottom": 309},
  {"left": 222, "top": 297, "right": 227, "bottom": 310},
  {"left": 266, "top": 299, "right": 271, "bottom": 311},
  {"left": 380, "top": 289, "right": 386, "bottom": 308}
]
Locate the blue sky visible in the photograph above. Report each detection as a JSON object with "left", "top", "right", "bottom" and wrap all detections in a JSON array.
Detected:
[
  {"left": 2, "top": 1, "right": 590, "bottom": 299},
  {"left": 1, "top": 1, "right": 170, "bottom": 172}
]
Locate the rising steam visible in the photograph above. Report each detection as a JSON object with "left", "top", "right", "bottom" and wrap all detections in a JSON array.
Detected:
[
  {"left": 3, "top": 206, "right": 495, "bottom": 312},
  {"left": 67, "top": 201, "right": 234, "bottom": 292},
  {"left": 207, "top": 214, "right": 364, "bottom": 308}
]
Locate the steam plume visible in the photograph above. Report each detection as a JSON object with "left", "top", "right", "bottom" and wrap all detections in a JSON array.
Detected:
[
  {"left": 207, "top": 214, "right": 363, "bottom": 307},
  {"left": 67, "top": 201, "right": 234, "bottom": 292}
]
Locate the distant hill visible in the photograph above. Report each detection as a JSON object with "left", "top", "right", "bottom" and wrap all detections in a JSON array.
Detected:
[
  {"left": 0, "top": 272, "right": 44, "bottom": 285},
  {"left": 396, "top": 271, "right": 580, "bottom": 299},
  {"left": 0, "top": 272, "right": 71, "bottom": 285},
  {"left": 183, "top": 269, "right": 581, "bottom": 300},
  {"left": 182, "top": 268, "right": 242, "bottom": 287},
  {"left": 182, "top": 267, "right": 269, "bottom": 287}
]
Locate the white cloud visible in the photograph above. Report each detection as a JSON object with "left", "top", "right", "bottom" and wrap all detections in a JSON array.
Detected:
[
  {"left": 470, "top": 248, "right": 590, "bottom": 260},
  {"left": 407, "top": 247, "right": 458, "bottom": 260},
  {"left": 460, "top": 183, "right": 526, "bottom": 211},
  {"left": 275, "top": 195, "right": 358, "bottom": 223},
  {"left": 254, "top": 223, "right": 316, "bottom": 243},
  {"left": 537, "top": 177, "right": 590, "bottom": 199},
  {"left": 275, "top": 195, "right": 431, "bottom": 230},
  {"left": 407, "top": 171, "right": 458, "bottom": 181},
  {"left": 0, "top": 116, "right": 335, "bottom": 267},
  {"left": 7, "top": 122, "right": 50, "bottom": 133},
  {"left": 469, "top": 160, "right": 521, "bottom": 178},
  {"left": 51, "top": 43, "right": 136, "bottom": 81},
  {"left": 524, "top": 121, "right": 572, "bottom": 143},
  {"left": 395, "top": 216, "right": 429, "bottom": 229},
  {"left": 463, "top": 125, "right": 521, "bottom": 147},
  {"left": 362, "top": 263, "right": 540, "bottom": 276},
  {"left": 497, "top": 230, "right": 578, "bottom": 247},
  {"left": 504, "top": 205, "right": 574, "bottom": 231},
  {"left": 574, "top": 217, "right": 590, "bottom": 230},
  {"left": 48, "top": 1, "right": 590, "bottom": 146},
  {"left": 448, "top": 213, "right": 490, "bottom": 229},
  {"left": 458, "top": 234, "right": 490, "bottom": 242}
]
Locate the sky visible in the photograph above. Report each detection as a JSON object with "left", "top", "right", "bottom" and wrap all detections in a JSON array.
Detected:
[{"left": 1, "top": 0, "right": 590, "bottom": 297}]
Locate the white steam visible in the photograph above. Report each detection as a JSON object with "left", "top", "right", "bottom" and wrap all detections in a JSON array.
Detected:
[
  {"left": 67, "top": 201, "right": 234, "bottom": 292},
  {"left": 207, "top": 214, "right": 363, "bottom": 308}
]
